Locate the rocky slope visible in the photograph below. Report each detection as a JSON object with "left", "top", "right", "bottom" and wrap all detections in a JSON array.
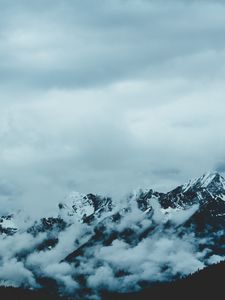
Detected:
[{"left": 1, "top": 172, "right": 225, "bottom": 298}]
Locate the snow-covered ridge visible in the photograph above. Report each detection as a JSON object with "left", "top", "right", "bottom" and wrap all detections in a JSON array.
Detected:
[
  {"left": 1, "top": 172, "right": 225, "bottom": 295},
  {"left": 58, "top": 191, "right": 113, "bottom": 223},
  {"left": 0, "top": 215, "right": 17, "bottom": 235},
  {"left": 59, "top": 192, "right": 95, "bottom": 221},
  {"left": 182, "top": 172, "right": 225, "bottom": 193},
  {"left": 2, "top": 171, "right": 225, "bottom": 234}
]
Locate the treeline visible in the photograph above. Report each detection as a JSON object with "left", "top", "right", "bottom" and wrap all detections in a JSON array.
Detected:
[
  {"left": 103, "top": 260, "right": 225, "bottom": 300},
  {"left": 0, "top": 286, "right": 68, "bottom": 300},
  {"left": 1, "top": 260, "right": 225, "bottom": 300}
]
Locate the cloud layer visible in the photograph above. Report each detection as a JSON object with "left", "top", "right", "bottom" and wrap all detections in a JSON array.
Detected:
[{"left": 0, "top": 0, "right": 225, "bottom": 213}]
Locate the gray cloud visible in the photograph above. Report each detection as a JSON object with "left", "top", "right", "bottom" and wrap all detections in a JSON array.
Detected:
[
  {"left": 216, "top": 162, "right": 225, "bottom": 173},
  {"left": 1, "top": 0, "right": 225, "bottom": 89},
  {"left": 0, "top": 0, "right": 225, "bottom": 214}
]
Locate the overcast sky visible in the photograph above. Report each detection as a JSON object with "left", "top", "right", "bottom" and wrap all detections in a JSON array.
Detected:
[{"left": 1, "top": 0, "right": 225, "bottom": 215}]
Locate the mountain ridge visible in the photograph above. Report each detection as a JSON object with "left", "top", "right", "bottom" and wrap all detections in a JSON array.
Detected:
[{"left": 1, "top": 172, "right": 225, "bottom": 298}]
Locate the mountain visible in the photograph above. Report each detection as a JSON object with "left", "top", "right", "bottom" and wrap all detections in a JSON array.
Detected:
[
  {"left": 1, "top": 172, "right": 225, "bottom": 298},
  {"left": 58, "top": 192, "right": 113, "bottom": 224},
  {"left": 139, "top": 171, "right": 225, "bottom": 211},
  {"left": 2, "top": 259, "right": 225, "bottom": 300},
  {"left": 0, "top": 214, "right": 17, "bottom": 235},
  {"left": 0, "top": 286, "right": 68, "bottom": 300},
  {"left": 103, "top": 259, "right": 225, "bottom": 300}
]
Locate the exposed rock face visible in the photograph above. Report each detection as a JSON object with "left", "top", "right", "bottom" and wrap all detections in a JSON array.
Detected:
[{"left": 1, "top": 172, "right": 225, "bottom": 297}]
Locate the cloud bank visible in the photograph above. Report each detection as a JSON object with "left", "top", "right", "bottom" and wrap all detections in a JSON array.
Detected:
[{"left": 0, "top": 0, "right": 225, "bottom": 213}]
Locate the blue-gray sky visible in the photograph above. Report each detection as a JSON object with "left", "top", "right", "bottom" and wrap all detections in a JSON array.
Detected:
[{"left": 1, "top": 0, "right": 225, "bottom": 215}]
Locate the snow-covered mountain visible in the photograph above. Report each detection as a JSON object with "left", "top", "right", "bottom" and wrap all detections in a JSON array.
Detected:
[
  {"left": 1, "top": 172, "right": 225, "bottom": 298},
  {"left": 0, "top": 214, "right": 17, "bottom": 235},
  {"left": 58, "top": 192, "right": 113, "bottom": 223}
]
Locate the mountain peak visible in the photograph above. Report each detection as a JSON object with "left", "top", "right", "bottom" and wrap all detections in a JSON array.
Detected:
[
  {"left": 182, "top": 172, "right": 225, "bottom": 196},
  {"left": 58, "top": 191, "right": 113, "bottom": 223},
  {"left": 198, "top": 172, "right": 223, "bottom": 187}
]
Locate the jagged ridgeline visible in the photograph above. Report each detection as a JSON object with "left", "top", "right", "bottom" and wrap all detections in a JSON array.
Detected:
[{"left": 1, "top": 172, "right": 225, "bottom": 299}]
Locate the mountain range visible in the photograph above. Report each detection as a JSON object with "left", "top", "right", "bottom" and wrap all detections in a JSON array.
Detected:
[{"left": 1, "top": 172, "right": 225, "bottom": 299}]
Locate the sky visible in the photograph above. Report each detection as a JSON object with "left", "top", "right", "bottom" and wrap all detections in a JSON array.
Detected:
[{"left": 1, "top": 0, "right": 225, "bottom": 215}]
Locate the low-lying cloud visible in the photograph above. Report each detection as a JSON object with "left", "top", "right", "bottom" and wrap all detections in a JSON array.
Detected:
[{"left": 0, "top": 196, "right": 220, "bottom": 297}]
